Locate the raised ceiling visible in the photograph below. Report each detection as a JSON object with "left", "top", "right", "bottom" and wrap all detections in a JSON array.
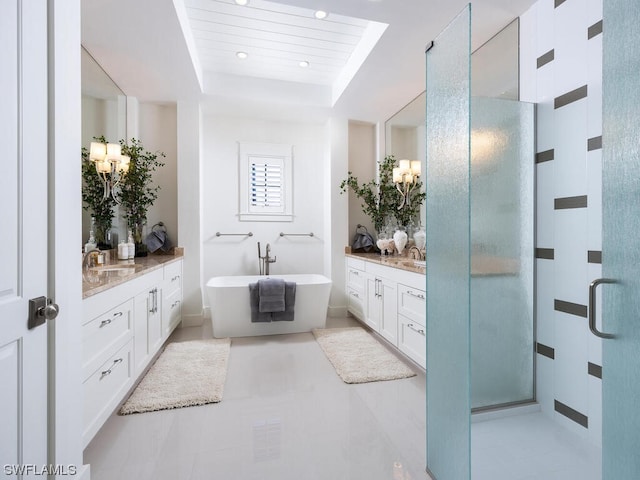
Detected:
[
  {"left": 184, "top": 0, "right": 387, "bottom": 92},
  {"left": 81, "top": 0, "right": 538, "bottom": 122}
]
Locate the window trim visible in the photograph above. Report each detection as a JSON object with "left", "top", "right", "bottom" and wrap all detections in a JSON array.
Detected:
[{"left": 238, "top": 142, "right": 293, "bottom": 222}]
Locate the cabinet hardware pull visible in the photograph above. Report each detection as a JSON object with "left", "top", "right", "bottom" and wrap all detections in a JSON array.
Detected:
[
  {"left": 100, "top": 357, "right": 123, "bottom": 380},
  {"left": 171, "top": 300, "right": 181, "bottom": 309},
  {"left": 350, "top": 292, "right": 359, "bottom": 299},
  {"left": 172, "top": 275, "right": 180, "bottom": 282},
  {"left": 113, "top": 311, "right": 123, "bottom": 318},
  {"left": 100, "top": 319, "right": 112, "bottom": 327},
  {"left": 350, "top": 270, "right": 359, "bottom": 276},
  {"left": 407, "top": 323, "right": 426, "bottom": 336},
  {"left": 406, "top": 290, "right": 425, "bottom": 299}
]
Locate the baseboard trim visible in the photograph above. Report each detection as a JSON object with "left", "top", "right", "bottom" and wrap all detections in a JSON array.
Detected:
[
  {"left": 327, "top": 305, "right": 347, "bottom": 318},
  {"left": 181, "top": 313, "right": 204, "bottom": 328}
]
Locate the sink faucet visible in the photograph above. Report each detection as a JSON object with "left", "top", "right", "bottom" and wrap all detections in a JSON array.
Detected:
[
  {"left": 257, "top": 242, "right": 277, "bottom": 275},
  {"left": 82, "top": 248, "right": 101, "bottom": 271},
  {"left": 408, "top": 246, "right": 425, "bottom": 261}
]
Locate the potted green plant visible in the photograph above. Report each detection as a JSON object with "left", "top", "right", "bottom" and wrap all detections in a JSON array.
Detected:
[
  {"left": 118, "top": 138, "right": 165, "bottom": 256},
  {"left": 81, "top": 135, "right": 116, "bottom": 248},
  {"left": 339, "top": 155, "right": 425, "bottom": 232}
]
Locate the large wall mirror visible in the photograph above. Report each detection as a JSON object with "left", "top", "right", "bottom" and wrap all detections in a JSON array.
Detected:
[{"left": 81, "top": 46, "right": 127, "bottom": 245}]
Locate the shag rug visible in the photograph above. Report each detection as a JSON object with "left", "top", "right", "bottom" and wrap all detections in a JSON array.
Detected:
[
  {"left": 312, "top": 327, "right": 416, "bottom": 384},
  {"left": 119, "top": 338, "right": 231, "bottom": 415}
]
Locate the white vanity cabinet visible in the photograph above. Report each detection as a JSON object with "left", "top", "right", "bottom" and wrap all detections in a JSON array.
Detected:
[
  {"left": 162, "top": 260, "right": 183, "bottom": 338},
  {"left": 81, "top": 257, "right": 183, "bottom": 448},
  {"left": 365, "top": 272, "right": 397, "bottom": 345},
  {"left": 397, "top": 283, "right": 427, "bottom": 369},
  {"left": 345, "top": 255, "right": 426, "bottom": 369},
  {"left": 346, "top": 257, "right": 366, "bottom": 321}
]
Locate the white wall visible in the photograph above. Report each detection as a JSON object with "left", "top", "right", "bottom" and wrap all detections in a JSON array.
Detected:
[
  {"left": 138, "top": 103, "right": 178, "bottom": 245},
  {"left": 521, "top": 0, "right": 603, "bottom": 446},
  {"left": 347, "top": 121, "right": 377, "bottom": 239},
  {"left": 200, "top": 115, "right": 329, "bottom": 312}
]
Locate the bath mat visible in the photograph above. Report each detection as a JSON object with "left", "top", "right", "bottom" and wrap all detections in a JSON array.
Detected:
[
  {"left": 119, "top": 338, "right": 231, "bottom": 415},
  {"left": 312, "top": 327, "right": 416, "bottom": 384}
]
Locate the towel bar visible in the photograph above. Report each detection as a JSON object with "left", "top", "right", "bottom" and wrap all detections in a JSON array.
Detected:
[
  {"left": 279, "top": 232, "right": 314, "bottom": 237},
  {"left": 215, "top": 232, "right": 253, "bottom": 237}
]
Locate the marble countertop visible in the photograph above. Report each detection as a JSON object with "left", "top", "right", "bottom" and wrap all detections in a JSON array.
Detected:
[
  {"left": 82, "top": 249, "right": 183, "bottom": 299},
  {"left": 346, "top": 252, "right": 426, "bottom": 275},
  {"left": 346, "top": 251, "right": 519, "bottom": 277}
]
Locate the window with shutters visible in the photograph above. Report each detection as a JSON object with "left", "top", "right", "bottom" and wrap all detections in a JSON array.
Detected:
[{"left": 239, "top": 143, "right": 293, "bottom": 222}]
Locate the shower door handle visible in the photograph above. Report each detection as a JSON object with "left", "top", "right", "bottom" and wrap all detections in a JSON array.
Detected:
[{"left": 588, "top": 278, "right": 616, "bottom": 339}]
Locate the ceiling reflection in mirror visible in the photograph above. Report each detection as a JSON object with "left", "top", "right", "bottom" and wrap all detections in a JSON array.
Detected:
[{"left": 81, "top": 46, "right": 126, "bottom": 146}]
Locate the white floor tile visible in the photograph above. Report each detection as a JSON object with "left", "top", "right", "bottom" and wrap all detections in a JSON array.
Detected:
[{"left": 84, "top": 319, "right": 601, "bottom": 480}]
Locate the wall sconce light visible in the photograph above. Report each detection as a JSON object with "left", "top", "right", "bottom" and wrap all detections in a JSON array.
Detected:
[
  {"left": 89, "top": 141, "right": 130, "bottom": 202},
  {"left": 393, "top": 159, "right": 421, "bottom": 209}
]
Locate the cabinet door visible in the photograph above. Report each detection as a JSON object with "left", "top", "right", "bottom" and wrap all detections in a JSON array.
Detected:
[
  {"left": 365, "top": 275, "right": 380, "bottom": 331},
  {"left": 379, "top": 278, "right": 398, "bottom": 346}
]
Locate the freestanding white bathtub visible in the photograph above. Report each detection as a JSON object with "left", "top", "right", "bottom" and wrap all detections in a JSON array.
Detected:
[{"left": 206, "top": 274, "right": 332, "bottom": 338}]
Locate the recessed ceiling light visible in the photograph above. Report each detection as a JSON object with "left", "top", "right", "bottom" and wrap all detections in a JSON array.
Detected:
[
  {"left": 236, "top": 51, "right": 248, "bottom": 59},
  {"left": 314, "top": 10, "right": 328, "bottom": 19},
  {"left": 235, "top": 0, "right": 249, "bottom": 5},
  {"left": 299, "top": 60, "right": 310, "bottom": 68}
]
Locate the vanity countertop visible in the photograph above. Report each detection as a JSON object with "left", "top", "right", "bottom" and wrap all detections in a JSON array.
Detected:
[
  {"left": 346, "top": 252, "right": 426, "bottom": 275},
  {"left": 82, "top": 248, "right": 183, "bottom": 299}
]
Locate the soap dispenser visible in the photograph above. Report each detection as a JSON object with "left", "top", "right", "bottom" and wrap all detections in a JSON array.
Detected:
[
  {"left": 84, "top": 220, "right": 97, "bottom": 253},
  {"left": 126, "top": 230, "right": 135, "bottom": 260}
]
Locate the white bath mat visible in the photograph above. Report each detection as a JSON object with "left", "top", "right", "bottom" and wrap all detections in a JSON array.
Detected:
[
  {"left": 119, "top": 338, "right": 231, "bottom": 415},
  {"left": 312, "top": 327, "right": 416, "bottom": 384}
]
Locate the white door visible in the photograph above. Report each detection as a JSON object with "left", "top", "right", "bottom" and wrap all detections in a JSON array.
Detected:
[{"left": 1, "top": 0, "right": 50, "bottom": 474}]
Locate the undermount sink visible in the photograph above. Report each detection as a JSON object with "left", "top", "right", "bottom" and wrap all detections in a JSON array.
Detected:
[{"left": 86, "top": 264, "right": 143, "bottom": 278}]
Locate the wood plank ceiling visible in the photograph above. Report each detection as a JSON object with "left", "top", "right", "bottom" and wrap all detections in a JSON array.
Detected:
[{"left": 185, "top": 0, "right": 376, "bottom": 86}]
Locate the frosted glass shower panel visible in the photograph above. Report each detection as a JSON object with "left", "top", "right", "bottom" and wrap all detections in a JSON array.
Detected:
[
  {"left": 425, "top": 5, "right": 471, "bottom": 480},
  {"left": 602, "top": 0, "right": 640, "bottom": 477},
  {"left": 470, "top": 97, "right": 535, "bottom": 409}
]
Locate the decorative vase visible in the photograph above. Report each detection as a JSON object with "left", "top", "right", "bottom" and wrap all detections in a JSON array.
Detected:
[
  {"left": 414, "top": 226, "right": 426, "bottom": 250},
  {"left": 393, "top": 228, "right": 408, "bottom": 255},
  {"left": 133, "top": 221, "right": 148, "bottom": 257}
]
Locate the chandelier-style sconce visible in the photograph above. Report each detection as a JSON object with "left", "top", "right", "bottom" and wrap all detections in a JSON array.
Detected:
[
  {"left": 392, "top": 159, "right": 421, "bottom": 209},
  {"left": 89, "top": 141, "right": 130, "bottom": 202}
]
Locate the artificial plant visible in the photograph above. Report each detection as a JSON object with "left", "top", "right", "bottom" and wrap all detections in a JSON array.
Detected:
[
  {"left": 118, "top": 138, "right": 166, "bottom": 252},
  {"left": 81, "top": 135, "right": 116, "bottom": 248},
  {"left": 339, "top": 155, "right": 425, "bottom": 232}
]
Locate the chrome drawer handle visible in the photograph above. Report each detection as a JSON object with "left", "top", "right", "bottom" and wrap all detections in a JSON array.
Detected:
[
  {"left": 407, "top": 323, "right": 426, "bottom": 336},
  {"left": 171, "top": 300, "right": 181, "bottom": 309},
  {"left": 406, "top": 290, "right": 425, "bottom": 300},
  {"left": 350, "top": 292, "right": 360, "bottom": 299},
  {"left": 100, "top": 358, "right": 123, "bottom": 379},
  {"left": 100, "top": 311, "right": 123, "bottom": 327},
  {"left": 171, "top": 275, "right": 180, "bottom": 282},
  {"left": 350, "top": 270, "right": 360, "bottom": 276}
]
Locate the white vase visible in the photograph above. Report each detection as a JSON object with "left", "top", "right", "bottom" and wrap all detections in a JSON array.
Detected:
[
  {"left": 413, "top": 228, "right": 426, "bottom": 250},
  {"left": 393, "top": 229, "right": 408, "bottom": 255}
]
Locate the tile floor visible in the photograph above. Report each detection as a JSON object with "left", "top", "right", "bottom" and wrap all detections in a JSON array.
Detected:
[{"left": 84, "top": 316, "right": 601, "bottom": 480}]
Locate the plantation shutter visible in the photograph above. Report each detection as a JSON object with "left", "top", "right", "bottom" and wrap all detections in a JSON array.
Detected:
[{"left": 249, "top": 157, "right": 284, "bottom": 212}]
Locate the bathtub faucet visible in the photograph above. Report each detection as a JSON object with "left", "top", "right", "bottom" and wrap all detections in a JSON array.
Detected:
[{"left": 257, "top": 242, "right": 277, "bottom": 275}]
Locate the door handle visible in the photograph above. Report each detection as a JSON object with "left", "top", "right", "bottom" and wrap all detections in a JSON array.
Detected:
[{"left": 589, "top": 278, "right": 616, "bottom": 339}]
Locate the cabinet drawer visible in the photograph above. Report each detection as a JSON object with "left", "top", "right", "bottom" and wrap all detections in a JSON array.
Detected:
[
  {"left": 398, "top": 315, "right": 426, "bottom": 369},
  {"left": 164, "top": 260, "right": 182, "bottom": 296},
  {"left": 347, "top": 288, "right": 364, "bottom": 321},
  {"left": 346, "top": 256, "right": 366, "bottom": 271},
  {"left": 346, "top": 266, "right": 366, "bottom": 292},
  {"left": 83, "top": 339, "right": 133, "bottom": 446},
  {"left": 397, "top": 284, "right": 426, "bottom": 326},
  {"left": 82, "top": 298, "right": 133, "bottom": 379},
  {"left": 162, "top": 288, "right": 182, "bottom": 337}
]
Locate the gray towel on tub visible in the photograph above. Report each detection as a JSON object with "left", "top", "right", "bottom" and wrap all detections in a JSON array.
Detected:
[
  {"left": 258, "top": 278, "right": 286, "bottom": 313},
  {"left": 249, "top": 283, "right": 272, "bottom": 323},
  {"left": 272, "top": 282, "right": 296, "bottom": 322}
]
